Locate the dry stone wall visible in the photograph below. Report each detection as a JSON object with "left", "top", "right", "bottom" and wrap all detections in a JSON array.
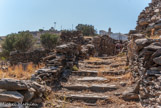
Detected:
[
  {"left": 93, "top": 35, "right": 117, "bottom": 56},
  {"left": 0, "top": 78, "right": 51, "bottom": 107},
  {"left": 60, "top": 31, "right": 85, "bottom": 44},
  {"left": 31, "top": 42, "right": 94, "bottom": 86},
  {"left": 127, "top": 34, "right": 161, "bottom": 107},
  {"left": 136, "top": 0, "right": 161, "bottom": 36},
  {"left": 9, "top": 50, "right": 50, "bottom": 65}
]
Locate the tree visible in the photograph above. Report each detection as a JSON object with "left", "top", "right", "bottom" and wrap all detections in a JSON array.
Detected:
[
  {"left": 76, "top": 24, "right": 96, "bottom": 36},
  {"left": 40, "top": 33, "right": 59, "bottom": 50},
  {"left": 39, "top": 29, "right": 44, "bottom": 32},
  {"left": 1, "top": 32, "right": 35, "bottom": 57}
]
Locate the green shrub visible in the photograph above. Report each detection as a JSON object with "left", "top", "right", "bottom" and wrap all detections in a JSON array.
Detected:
[
  {"left": 40, "top": 33, "right": 59, "bottom": 50},
  {"left": 76, "top": 24, "right": 97, "bottom": 36},
  {"left": 14, "top": 32, "right": 35, "bottom": 52},
  {"left": 1, "top": 32, "right": 35, "bottom": 57}
]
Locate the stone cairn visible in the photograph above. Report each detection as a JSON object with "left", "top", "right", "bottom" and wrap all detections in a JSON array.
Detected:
[
  {"left": 136, "top": 0, "right": 161, "bottom": 36},
  {"left": 127, "top": 33, "right": 161, "bottom": 107}
]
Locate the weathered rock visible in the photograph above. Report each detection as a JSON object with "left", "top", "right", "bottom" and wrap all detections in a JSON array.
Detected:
[
  {"left": 0, "top": 91, "right": 24, "bottom": 102},
  {"left": 135, "top": 38, "right": 151, "bottom": 52},
  {"left": 145, "top": 42, "right": 161, "bottom": 51},
  {"left": 58, "top": 93, "right": 110, "bottom": 103},
  {"left": 0, "top": 79, "right": 28, "bottom": 90},
  {"left": 77, "top": 77, "right": 108, "bottom": 82},
  {"left": 130, "top": 34, "right": 145, "bottom": 40},
  {"left": 153, "top": 56, "right": 161, "bottom": 65},
  {"left": 23, "top": 88, "right": 35, "bottom": 102},
  {"left": 151, "top": 49, "right": 161, "bottom": 59},
  {"left": 136, "top": 0, "right": 161, "bottom": 36},
  {"left": 122, "top": 88, "right": 139, "bottom": 101},
  {"left": 63, "top": 84, "right": 118, "bottom": 92}
]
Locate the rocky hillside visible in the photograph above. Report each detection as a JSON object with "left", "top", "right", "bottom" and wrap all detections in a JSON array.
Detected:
[{"left": 136, "top": 0, "right": 161, "bottom": 36}]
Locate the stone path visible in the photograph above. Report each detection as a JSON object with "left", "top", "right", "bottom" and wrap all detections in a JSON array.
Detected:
[{"left": 44, "top": 56, "right": 142, "bottom": 108}]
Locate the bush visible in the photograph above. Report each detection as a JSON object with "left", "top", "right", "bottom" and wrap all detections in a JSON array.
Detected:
[
  {"left": 76, "top": 24, "right": 97, "bottom": 36},
  {"left": 2, "top": 32, "right": 35, "bottom": 57},
  {"left": 14, "top": 32, "right": 35, "bottom": 52},
  {"left": 40, "top": 33, "right": 59, "bottom": 50},
  {"left": 2, "top": 33, "right": 17, "bottom": 52}
]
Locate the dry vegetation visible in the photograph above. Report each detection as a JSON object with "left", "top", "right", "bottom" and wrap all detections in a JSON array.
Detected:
[
  {"left": 84, "top": 57, "right": 103, "bottom": 62},
  {"left": 0, "top": 63, "right": 44, "bottom": 80},
  {"left": 147, "top": 35, "right": 161, "bottom": 39}
]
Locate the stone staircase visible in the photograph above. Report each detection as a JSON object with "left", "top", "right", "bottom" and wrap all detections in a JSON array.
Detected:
[{"left": 44, "top": 56, "right": 142, "bottom": 108}]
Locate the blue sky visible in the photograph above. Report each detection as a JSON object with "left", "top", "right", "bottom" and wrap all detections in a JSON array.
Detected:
[{"left": 0, "top": 0, "right": 151, "bottom": 36}]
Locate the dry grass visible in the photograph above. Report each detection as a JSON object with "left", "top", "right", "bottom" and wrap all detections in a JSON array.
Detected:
[
  {"left": 105, "top": 72, "right": 133, "bottom": 81},
  {"left": 147, "top": 35, "right": 161, "bottom": 39},
  {"left": 85, "top": 57, "right": 103, "bottom": 62},
  {"left": 0, "top": 63, "right": 44, "bottom": 80}
]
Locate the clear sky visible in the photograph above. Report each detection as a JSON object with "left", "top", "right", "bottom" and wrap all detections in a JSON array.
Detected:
[{"left": 0, "top": 0, "right": 151, "bottom": 36}]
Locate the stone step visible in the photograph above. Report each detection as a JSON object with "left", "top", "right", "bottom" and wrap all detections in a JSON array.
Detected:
[
  {"left": 56, "top": 93, "right": 110, "bottom": 103},
  {"left": 110, "top": 64, "right": 126, "bottom": 68},
  {"left": 72, "top": 70, "right": 98, "bottom": 76},
  {"left": 63, "top": 84, "right": 118, "bottom": 92},
  {"left": 84, "top": 65, "right": 101, "bottom": 69},
  {"left": 80, "top": 61, "right": 111, "bottom": 65},
  {"left": 98, "top": 56, "right": 114, "bottom": 60},
  {"left": 77, "top": 77, "right": 108, "bottom": 82},
  {"left": 72, "top": 70, "right": 125, "bottom": 76}
]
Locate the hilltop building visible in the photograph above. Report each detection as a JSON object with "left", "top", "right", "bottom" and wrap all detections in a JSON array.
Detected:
[{"left": 99, "top": 28, "right": 128, "bottom": 41}]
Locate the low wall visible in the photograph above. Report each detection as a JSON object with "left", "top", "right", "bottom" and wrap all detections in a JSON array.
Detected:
[{"left": 9, "top": 50, "right": 50, "bottom": 65}]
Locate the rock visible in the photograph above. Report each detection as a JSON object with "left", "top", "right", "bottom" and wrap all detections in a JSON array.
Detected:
[
  {"left": 147, "top": 70, "right": 161, "bottom": 75},
  {"left": 130, "top": 34, "right": 145, "bottom": 40},
  {"left": 122, "top": 89, "right": 139, "bottom": 101},
  {"left": 145, "top": 42, "right": 161, "bottom": 51},
  {"left": 156, "top": 95, "right": 161, "bottom": 104},
  {"left": 154, "top": 23, "right": 161, "bottom": 29},
  {"left": 153, "top": 56, "right": 161, "bottom": 65},
  {"left": 77, "top": 77, "right": 108, "bottom": 82},
  {"left": 135, "top": 38, "right": 151, "bottom": 51},
  {"left": 30, "top": 81, "right": 51, "bottom": 95},
  {"left": 23, "top": 88, "right": 35, "bottom": 102},
  {"left": 31, "top": 98, "right": 43, "bottom": 103},
  {"left": 154, "top": 9, "right": 160, "bottom": 13},
  {"left": 151, "top": 49, "right": 161, "bottom": 59},
  {"left": 0, "top": 91, "right": 24, "bottom": 102},
  {"left": 139, "top": 19, "right": 148, "bottom": 26},
  {"left": 120, "top": 82, "right": 126, "bottom": 87},
  {"left": 0, "top": 79, "right": 28, "bottom": 90}
]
